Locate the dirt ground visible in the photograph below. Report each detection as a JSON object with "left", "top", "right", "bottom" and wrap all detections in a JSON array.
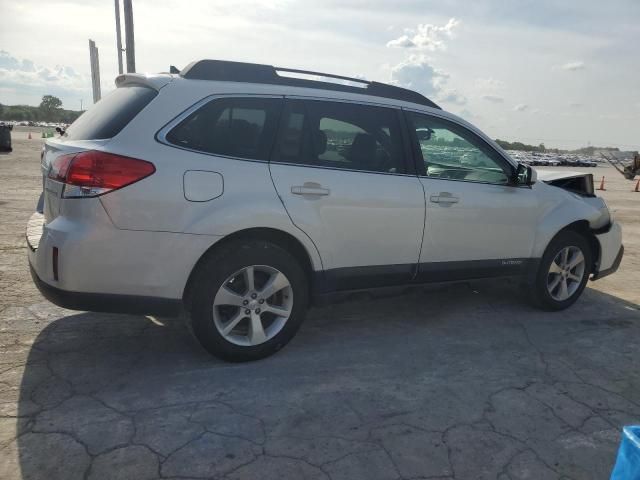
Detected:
[{"left": 0, "top": 131, "right": 639, "bottom": 480}]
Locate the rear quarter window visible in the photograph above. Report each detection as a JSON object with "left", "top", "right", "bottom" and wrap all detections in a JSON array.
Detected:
[
  {"left": 64, "top": 86, "right": 157, "bottom": 140},
  {"left": 164, "top": 97, "right": 282, "bottom": 161}
]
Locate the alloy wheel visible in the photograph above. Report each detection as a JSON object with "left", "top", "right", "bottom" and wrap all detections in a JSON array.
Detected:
[
  {"left": 212, "top": 265, "right": 293, "bottom": 346},
  {"left": 546, "top": 246, "right": 586, "bottom": 301}
]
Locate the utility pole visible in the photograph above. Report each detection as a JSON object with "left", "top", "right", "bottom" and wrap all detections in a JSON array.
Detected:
[
  {"left": 123, "top": 0, "right": 135, "bottom": 73},
  {"left": 88, "top": 40, "right": 102, "bottom": 103},
  {"left": 114, "top": 0, "right": 124, "bottom": 75}
]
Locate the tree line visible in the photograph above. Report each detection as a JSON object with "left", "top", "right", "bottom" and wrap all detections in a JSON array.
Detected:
[{"left": 0, "top": 95, "right": 82, "bottom": 124}]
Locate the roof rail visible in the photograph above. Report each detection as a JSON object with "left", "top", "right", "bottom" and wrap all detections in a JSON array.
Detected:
[{"left": 179, "top": 59, "right": 441, "bottom": 110}]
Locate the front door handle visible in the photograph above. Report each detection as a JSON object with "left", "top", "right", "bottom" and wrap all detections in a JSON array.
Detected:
[
  {"left": 291, "top": 183, "right": 330, "bottom": 196},
  {"left": 430, "top": 192, "right": 459, "bottom": 204}
]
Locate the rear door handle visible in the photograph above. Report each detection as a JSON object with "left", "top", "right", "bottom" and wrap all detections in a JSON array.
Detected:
[
  {"left": 430, "top": 192, "right": 459, "bottom": 204},
  {"left": 291, "top": 183, "right": 330, "bottom": 196}
]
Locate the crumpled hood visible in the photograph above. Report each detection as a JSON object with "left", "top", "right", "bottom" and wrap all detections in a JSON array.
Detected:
[
  {"left": 535, "top": 169, "right": 589, "bottom": 182},
  {"left": 535, "top": 168, "right": 595, "bottom": 196}
]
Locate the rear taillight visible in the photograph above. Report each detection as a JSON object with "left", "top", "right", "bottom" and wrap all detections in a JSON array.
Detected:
[{"left": 48, "top": 151, "right": 155, "bottom": 198}]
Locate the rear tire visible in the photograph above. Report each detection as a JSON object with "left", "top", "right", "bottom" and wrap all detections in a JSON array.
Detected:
[
  {"left": 186, "top": 240, "right": 309, "bottom": 362},
  {"left": 530, "top": 230, "right": 592, "bottom": 311}
]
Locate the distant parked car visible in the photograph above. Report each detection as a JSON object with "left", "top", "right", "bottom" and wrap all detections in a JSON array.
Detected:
[{"left": 0, "top": 123, "right": 13, "bottom": 152}]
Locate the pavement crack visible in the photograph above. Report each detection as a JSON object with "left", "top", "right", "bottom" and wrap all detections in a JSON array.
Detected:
[{"left": 515, "top": 319, "right": 552, "bottom": 379}]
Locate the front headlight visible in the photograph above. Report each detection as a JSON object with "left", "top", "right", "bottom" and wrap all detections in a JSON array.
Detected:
[{"left": 599, "top": 202, "right": 614, "bottom": 224}]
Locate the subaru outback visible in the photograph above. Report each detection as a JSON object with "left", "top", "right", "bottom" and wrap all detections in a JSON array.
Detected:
[{"left": 27, "top": 60, "right": 624, "bottom": 361}]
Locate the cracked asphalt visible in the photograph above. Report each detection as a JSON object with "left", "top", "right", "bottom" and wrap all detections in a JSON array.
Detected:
[{"left": 1, "top": 132, "right": 640, "bottom": 479}]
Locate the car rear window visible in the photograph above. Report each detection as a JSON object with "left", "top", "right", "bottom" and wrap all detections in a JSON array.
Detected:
[{"left": 64, "top": 86, "right": 157, "bottom": 140}]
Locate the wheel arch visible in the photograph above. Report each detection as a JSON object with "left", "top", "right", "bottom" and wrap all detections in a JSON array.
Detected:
[
  {"left": 544, "top": 220, "right": 600, "bottom": 273},
  {"left": 182, "top": 227, "right": 318, "bottom": 307}
]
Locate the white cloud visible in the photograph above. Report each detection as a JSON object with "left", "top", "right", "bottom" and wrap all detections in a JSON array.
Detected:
[
  {"left": 388, "top": 55, "right": 466, "bottom": 107},
  {"left": 387, "top": 18, "right": 460, "bottom": 51},
  {"left": 389, "top": 55, "right": 446, "bottom": 97},
  {"left": 482, "top": 94, "right": 504, "bottom": 103},
  {"left": 514, "top": 104, "right": 529, "bottom": 112},
  {"left": 562, "top": 61, "right": 585, "bottom": 71},
  {"left": 476, "top": 77, "right": 506, "bottom": 90},
  {"left": 438, "top": 89, "right": 467, "bottom": 106},
  {"left": 0, "top": 50, "right": 93, "bottom": 108},
  {"left": 457, "top": 108, "right": 476, "bottom": 119},
  {"left": 386, "top": 35, "right": 416, "bottom": 48},
  {"left": 475, "top": 79, "right": 505, "bottom": 106}
]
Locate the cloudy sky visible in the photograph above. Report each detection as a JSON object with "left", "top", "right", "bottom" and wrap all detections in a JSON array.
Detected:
[{"left": 1, "top": 0, "right": 639, "bottom": 149}]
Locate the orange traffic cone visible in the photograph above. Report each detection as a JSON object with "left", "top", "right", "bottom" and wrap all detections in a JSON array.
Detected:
[
  {"left": 28, "top": 131, "right": 32, "bottom": 140},
  {"left": 597, "top": 176, "right": 606, "bottom": 191},
  {"left": 634, "top": 179, "right": 639, "bottom": 193}
]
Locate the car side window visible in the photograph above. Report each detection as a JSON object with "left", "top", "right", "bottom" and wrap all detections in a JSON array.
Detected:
[
  {"left": 273, "top": 99, "right": 406, "bottom": 174},
  {"left": 407, "top": 112, "right": 510, "bottom": 184},
  {"left": 166, "top": 97, "right": 282, "bottom": 161}
]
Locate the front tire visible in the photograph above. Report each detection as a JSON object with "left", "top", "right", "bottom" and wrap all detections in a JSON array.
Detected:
[
  {"left": 187, "top": 240, "right": 309, "bottom": 362},
  {"left": 530, "top": 230, "right": 592, "bottom": 311}
]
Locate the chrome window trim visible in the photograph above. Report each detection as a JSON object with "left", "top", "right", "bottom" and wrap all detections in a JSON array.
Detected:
[
  {"left": 284, "top": 94, "right": 401, "bottom": 110},
  {"left": 268, "top": 160, "right": 418, "bottom": 178}
]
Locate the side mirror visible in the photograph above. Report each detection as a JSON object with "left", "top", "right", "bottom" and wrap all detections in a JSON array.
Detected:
[
  {"left": 416, "top": 128, "right": 433, "bottom": 141},
  {"left": 513, "top": 163, "right": 536, "bottom": 186}
]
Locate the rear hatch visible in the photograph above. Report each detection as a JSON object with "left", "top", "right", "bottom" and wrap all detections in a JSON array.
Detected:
[{"left": 41, "top": 82, "right": 161, "bottom": 224}]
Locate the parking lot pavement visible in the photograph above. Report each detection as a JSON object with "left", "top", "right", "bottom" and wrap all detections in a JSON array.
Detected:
[{"left": 1, "top": 136, "right": 640, "bottom": 480}]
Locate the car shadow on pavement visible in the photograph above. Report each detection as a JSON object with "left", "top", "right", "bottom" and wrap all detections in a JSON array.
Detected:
[{"left": 3, "top": 280, "right": 640, "bottom": 480}]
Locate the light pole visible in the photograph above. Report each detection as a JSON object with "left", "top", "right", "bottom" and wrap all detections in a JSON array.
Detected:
[
  {"left": 123, "top": 0, "right": 135, "bottom": 73},
  {"left": 114, "top": 0, "right": 124, "bottom": 75},
  {"left": 88, "top": 39, "right": 102, "bottom": 103}
]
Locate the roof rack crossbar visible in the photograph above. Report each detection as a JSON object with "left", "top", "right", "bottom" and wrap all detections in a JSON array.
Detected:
[
  {"left": 180, "top": 60, "right": 440, "bottom": 110},
  {"left": 275, "top": 67, "right": 369, "bottom": 86}
]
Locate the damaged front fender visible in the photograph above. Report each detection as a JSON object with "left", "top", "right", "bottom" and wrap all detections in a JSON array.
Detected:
[
  {"left": 536, "top": 169, "right": 595, "bottom": 196},
  {"left": 530, "top": 177, "right": 611, "bottom": 259}
]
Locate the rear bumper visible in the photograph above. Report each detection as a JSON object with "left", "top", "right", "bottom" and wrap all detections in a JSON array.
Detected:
[
  {"left": 591, "top": 221, "right": 624, "bottom": 281},
  {"left": 29, "top": 262, "right": 182, "bottom": 315},
  {"left": 26, "top": 205, "right": 221, "bottom": 309}
]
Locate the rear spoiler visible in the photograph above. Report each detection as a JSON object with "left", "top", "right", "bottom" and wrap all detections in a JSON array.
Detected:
[{"left": 114, "top": 73, "right": 174, "bottom": 90}]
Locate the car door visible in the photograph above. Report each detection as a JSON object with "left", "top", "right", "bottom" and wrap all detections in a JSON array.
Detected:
[
  {"left": 404, "top": 110, "right": 540, "bottom": 282},
  {"left": 269, "top": 98, "right": 425, "bottom": 291}
]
